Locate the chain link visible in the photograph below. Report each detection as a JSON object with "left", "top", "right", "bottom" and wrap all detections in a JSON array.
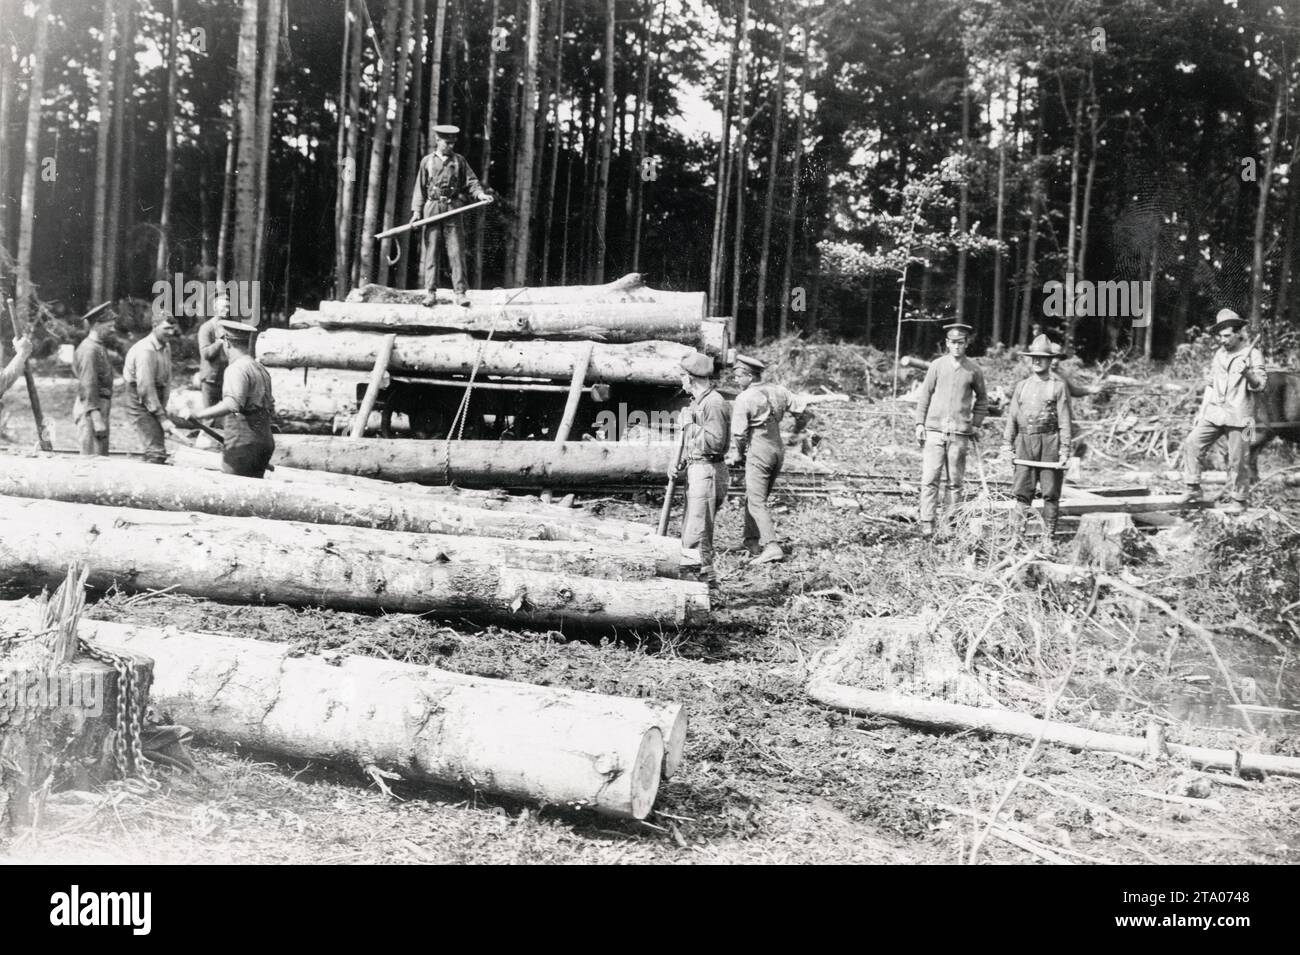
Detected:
[{"left": 79, "top": 639, "right": 149, "bottom": 782}]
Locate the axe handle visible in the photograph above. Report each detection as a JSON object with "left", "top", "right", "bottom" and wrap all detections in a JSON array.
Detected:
[
  {"left": 6, "top": 298, "right": 52, "bottom": 451},
  {"left": 1013, "top": 458, "right": 1067, "bottom": 470}
]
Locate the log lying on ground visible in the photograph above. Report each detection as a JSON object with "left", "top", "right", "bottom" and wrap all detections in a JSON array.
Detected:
[
  {"left": 0, "top": 605, "right": 675, "bottom": 818},
  {"left": 0, "top": 452, "right": 670, "bottom": 549},
  {"left": 808, "top": 681, "right": 1300, "bottom": 778},
  {"left": 273, "top": 435, "right": 679, "bottom": 487},
  {"left": 347, "top": 272, "right": 703, "bottom": 309},
  {"left": 0, "top": 498, "right": 709, "bottom": 629},
  {"left": 256, "top": 328, "right": 700, "bottom": 386}
]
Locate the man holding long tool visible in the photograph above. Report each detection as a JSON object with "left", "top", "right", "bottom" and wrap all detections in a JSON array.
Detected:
[
  {"left": 0, "top": 334, "right": 34, "bottom": 440},
  {"left": 191, "top": 321, "right": 276, "bottom": 478},
  {"left": 410, "top": 125, "right": 492, "bottom": 308},
  {"left": 913, "top": 322, "right": 989, "bottom": 539},
  {"left": 123, "top": 312, "right": 179, "bottom": 464},
  {"left": 1179, "top": 308, "right": 1267, "bottom": 514},
  {"left": 1003, "top": 334, "right": 1074, "bottom": 546}
]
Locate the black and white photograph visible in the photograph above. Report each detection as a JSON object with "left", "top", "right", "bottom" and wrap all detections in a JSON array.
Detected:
[{"left": 0, "top": 0, "right": 1297, "bottom": 879}]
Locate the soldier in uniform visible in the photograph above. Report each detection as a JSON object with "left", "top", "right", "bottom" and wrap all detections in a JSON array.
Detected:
[
  {"left": 196, "top": 294, "right": 230, "bottom": 428},
  {"left": 672, "top": 351, "right": 731, "bottom": 586},
  {"left": 1003, "top": 334, "right": 1074, "bottom": 545},
  {"left": 726, "top": 354, "right": 810, "bottom": 563},
  {"left": 123, "top": 313, "right": 179, "bottom": 464},
  {"left": 410, "top": 125, "right": 492, "bottom": 308},
  {"left": 72, "top": 304, "right": 115, "bottom": 455},
  {"left": 913, "top": 322, "right": 989, "bottom": 538},
  {"left": 1179, "top": 308, "right": 1267, "bottom": 513},
  {"left": 191, "top": 320, "right": 276, "bottom": 478}
]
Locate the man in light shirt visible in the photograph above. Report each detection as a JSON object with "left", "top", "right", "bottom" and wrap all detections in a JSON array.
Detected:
[
  {"left": 123, "top": 313, "right": 179, "bottom": 464},
  {"left": 1180, "top": 309, "right": 1267, "bottom": 514},
  {"left": 913, "top": 322, "right": 989, "bottom": 538}
]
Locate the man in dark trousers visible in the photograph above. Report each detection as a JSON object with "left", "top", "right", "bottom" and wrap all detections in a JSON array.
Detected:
[
  {"left": 72, "top": 304, "right": 115, "bottom": 455},
  {"left": 1003, "top": 334, "right": 1074, "bottom": 546},
  {"left": 196, "top": 294, "right": 230, "bottom": 428},
  {"left": 410, "top": 124, "right": 492, "bottom": 308},
  {"left": 191, "top": 321, "right": 276, "bottom": 478},
  {"left": 123, "top": 313, "right": 179, "bottom": 464}
]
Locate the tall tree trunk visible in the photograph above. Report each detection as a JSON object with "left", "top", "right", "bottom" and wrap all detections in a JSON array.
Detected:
[
  {"left": 1249, "top": 78, "right": 1285, "bottom": 326},
  {"left": 231, "top": 0, "right": 261, "bottom": 284},
  {"left": 154, "top": 0, "right": 180, "bottom": 282},
  {"left": 398, "top": 0, "right": 426, "bottom": 287},
  {"left": 778, "top": 15, "right": 808, "bottom": 336},
  {"left": 561, "top": 127, "right": 574, "bottom": 284},
  {"left": 1017, "top": 115, "right": 1043, "bottom": 349},
  {"left": 217, "top": 126, "right": 235, "bottom": 281},
  {"left": 708, "top": 7, "right": 740, "bottom": 311},
  {"left": 473, "top": 0, "right": 498, "bottom": 287},
  {"left": 1062, "top": 89, "right": 1083, "bottom": 346},
  {"left": 334, "top": 0, "right": 352, "bottom": 289},
  {"left": 381, "top": 0, "right": 415, "bottom": 287},
  {"left": 754, "top": 0, "right": 788, "bottom": 340},
  {"left": 103, "top": 0, "right": 133, "bottom": 302},
  {"left": 427, "top": 0, "right": 448, "bottom": 138},
  {"left": 540, "top": 0, "right": 564, "bottom": 285},
  {"left": 728, "top": 0, "right": 752, "bottom": 330},
  {"left": 954, "top": 62, "right": 970, "bottom": 326},
  {"left": 1276, "top": 158, "right": 1298, "bottom": 325},
  {"left": 198, "top": 148, "right": 213, "bottom": 275},
  {"left": 359, "top": 0, "right": 401, "bottom": 287},
  {"left": 632, "top": 0, "right": 665, "bottom": 273},
  {"left": 1143, "top": 230, "right": 1158, "bottom": 360},
  {"left": 990, "top": 64, "right": 1008, "bottom": 346},
  {"left": 90, "top": 0, "right": 116, "bottom": 301},
  {"left": 1076, "top": 69, "right": 1098, "bottom": 279},
  {"left": 593, "top": 0, "right": 615, "bottom": 283},
  {"left": 335, "top": 0, "right": 363, "bottom": 298},
  {"left": 251, "top": 0, "right": 284, "bottom": 293},
  {"left": 528, "top": 0, "right": 552, "bottom": 277},
  {"left": 580, "top": 85, "right": 596, "bottom": 280},
  {"left": 510, "top": 0, "right": 540, "bottom": 286},
  {"left": 15, "top": 0, "right": 51, "bottom": 327},
  {"left": 502, "top": 0, "right": 523, "bottom": 275}
]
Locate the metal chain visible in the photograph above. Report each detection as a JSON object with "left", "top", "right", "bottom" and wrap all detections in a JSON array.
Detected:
[{"left": 79, "top": 639, "right": 149, "bottom": 781}]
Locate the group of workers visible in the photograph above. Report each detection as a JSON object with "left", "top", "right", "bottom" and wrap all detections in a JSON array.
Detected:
[{"left": 0, "top": 300, "right": 276, "bottom": 479}]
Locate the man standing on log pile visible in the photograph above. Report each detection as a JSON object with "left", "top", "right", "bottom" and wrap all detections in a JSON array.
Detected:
[
  {"left": 1003, "top": 335, "right": 1074, "bottom": 546},
  {"left": 1178, "top": 309, "right": 1267, "bottom": 515},
  {"left": 913, "top": 322, "right": 989, "bottom": 539},
  {"left": 123, "top": 313, "right": 179, "bottom": 464},
  {"left": 190, "top": 321, "right": 276, "bottom": 478},
  {"left": 196, "top": 294, "right": 230, "bottom": 428},
  {"left": 726, "top": 354, "right": 810, "bottom": 563},
  {"left": 673, "top": 351, "right": 731, "bottom": 587},
  {"left": 411, "top": 125, "right": 492, "bottom": 308},
  {"left": 72, "top": 304, "right": 115, "bottom": 455}
]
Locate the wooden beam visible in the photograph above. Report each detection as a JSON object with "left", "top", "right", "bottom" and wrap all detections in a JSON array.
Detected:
[{"left": 350, "top": 333, "right": 397, "bottom": 438}]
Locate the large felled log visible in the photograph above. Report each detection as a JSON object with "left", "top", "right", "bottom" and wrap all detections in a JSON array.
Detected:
[
  {"left": 347, "top": 272, "right": 703, "bottom": 309},
  {"left": 808, "top": 681, "right": 1300, "bottom": 778},
  {"left": 0, "top": 498, "right": 709, "bottom": 629},
  {"left": 256, "top": 328, "right": 698, "bottom": 386},
  {"left": 273, "top": 435, "right": 678, "bottom": 487},
  {"left": 0, "top": 459, "right": 686, "bottom": 571},
  {"left": 0, "top": 606, "right": 672, "bottom": 819}
]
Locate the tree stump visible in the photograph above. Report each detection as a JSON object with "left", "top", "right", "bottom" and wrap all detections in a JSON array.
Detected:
[
  {"left": 0, "top": 653, "right": 153, "bottom": 837},
  {"left": 1069, "top": 513, "right": 1135, "bottom": 570}
]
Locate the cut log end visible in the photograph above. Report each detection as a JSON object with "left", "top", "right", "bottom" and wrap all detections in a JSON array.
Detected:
[
  {"left": 657, "top": 704, "right": 688, "bottom": 779},
  {"left": 628, "top": 728, "right": 665, "bottom": 820}
]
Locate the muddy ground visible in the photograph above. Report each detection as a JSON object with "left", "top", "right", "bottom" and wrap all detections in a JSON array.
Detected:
[{"left": 3, "top": 364, "right": 1300, "bottom": 864}]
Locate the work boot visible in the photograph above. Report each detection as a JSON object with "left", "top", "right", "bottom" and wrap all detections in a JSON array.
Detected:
[
  {"left": 1176, "top": 485, "right": 1201, "bottom": 506},
  {"left": 744, "top": 540, "right": 762, "bottom": 557},
  {"left": 1041, "top": 501, "right": 1060, "bottom": 547},
  {"left": 752, "top": 543, "right": 785, "bottom": 565},
  {"left": 421, "top": 291, "right": 438, "bottom": 308},
  {"left": 919, "top": 520, "right": 935, "bottom": 540},
  {"left": 1218, "top": 499, "right": 1246, "bottom": 515},
  {"left": 456, "top": 292, "right": 471, "bottom": 308}
]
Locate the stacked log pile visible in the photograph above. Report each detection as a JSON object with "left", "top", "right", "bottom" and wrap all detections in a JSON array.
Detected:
[{"left": 263, "top": 273, "right": 729, "bottom": 435}]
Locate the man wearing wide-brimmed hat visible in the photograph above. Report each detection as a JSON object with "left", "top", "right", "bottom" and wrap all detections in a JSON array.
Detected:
[
  {"left": 913, "top": 321, "right": 989, "bottom": 538},
  {"left": 1179, "top": 309, "right": 1267, "bottom": 514},
  {"left": 1003, "top": 333, "right": 1074, "bottom": 545},
  {"left": 123, "top": 311, "right": 179, "bottom": 464},
  {"left": 191, "top": 320, "right": 277, "bottom": 479},
  {"left": 672, "top": 351, "right": 731, "bottom": 586},
  {"left": 411, "top": 124, "right": 492, "bottom": 308},
  {"left": 726, "top": 354, "right": 810, "bottom": 563}
]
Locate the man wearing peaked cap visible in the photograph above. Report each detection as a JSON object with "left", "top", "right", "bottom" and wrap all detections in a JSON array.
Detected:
[
  {"left": 727, "top": 354, "right": 811, "bottom": 563},
  {"left": 72, "top": 303, "right": 116, "bottom": 455},
  {"left": 1179, "top": 308, "right": 1267, "bottom": 513},
  {"left": 191, "top": 320, "right": 277, "bottom": 479},
  {"left": 672, "top": 351, "right": 730, "bottom": 586},
  {"left": 913, "top": 320, "right": 988, "bottom": 539},
  {"left": 411, "top": 124, "right": 492, "bottom": 308}
]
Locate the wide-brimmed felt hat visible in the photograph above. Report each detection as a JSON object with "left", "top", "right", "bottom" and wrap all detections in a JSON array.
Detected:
[
  {"left": 680, "top": 352, "right": 714, "bottom": 377},
  {"left": 1211, "top": 308, "right": 1246, "bottom": 334},
  {"left": 734, "top": 354, "right": 765, "bottom": 372},
  {"left": 1021, "top": 333, "right": 1065, "bottom": 359}
]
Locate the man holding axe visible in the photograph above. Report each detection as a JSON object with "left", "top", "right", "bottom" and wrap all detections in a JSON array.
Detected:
[
  {"left": 1003, "top": 334, "right": 1074, "bottom": 546},
  {"left": 0, "top": 333, "right": 34, "bottom": 440},
  {"left": 1179, "top": 309, "right": 1267, "bottom": 514},
  {"left": 72, "top": 302, "right": 116, "bottom": 455},
  {"left": 410, "top": 125, "right": 492, "bottom": 308},
  {"left": 123, "top": 312, "right": 179, "bottom": 464}
]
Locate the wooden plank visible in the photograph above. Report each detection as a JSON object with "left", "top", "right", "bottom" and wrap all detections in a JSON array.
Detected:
[{"left": 350, "top": 333, "right": 396, "bottom": 438}]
